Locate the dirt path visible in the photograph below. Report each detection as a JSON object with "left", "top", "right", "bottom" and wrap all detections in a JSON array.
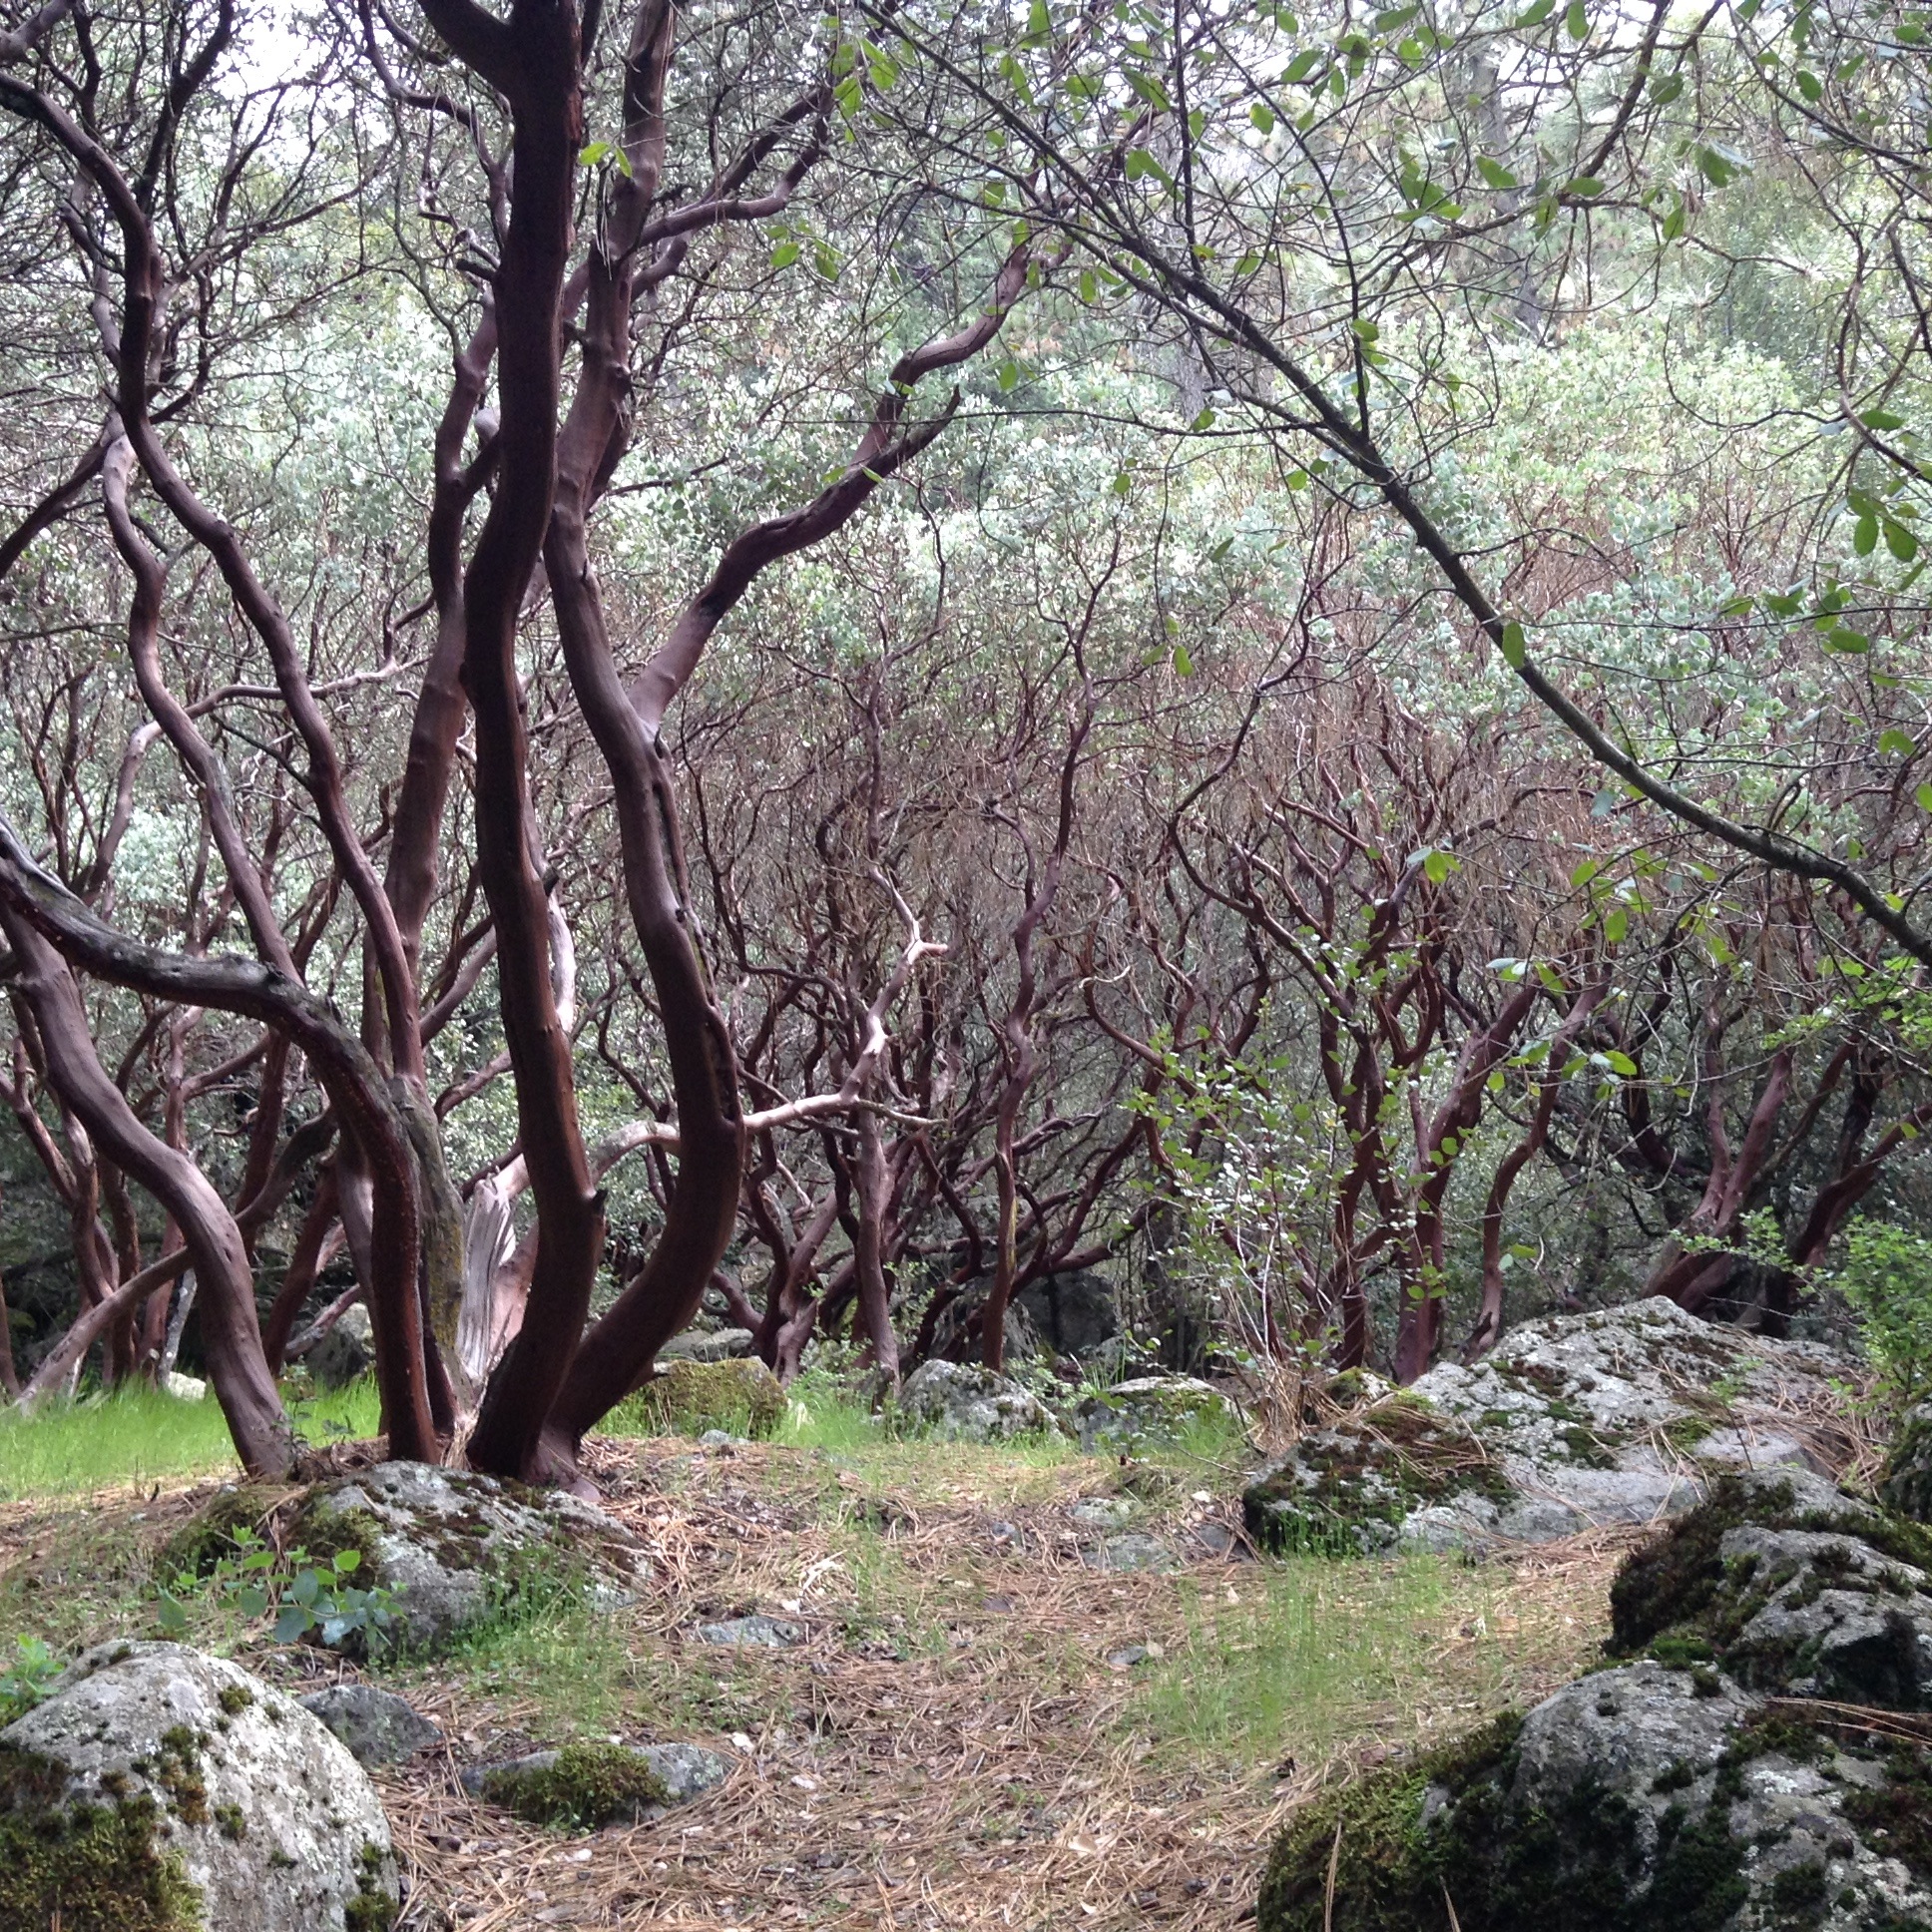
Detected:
[{"left": 0, "top": 1431, "right": 1628, "bottom": 1929}]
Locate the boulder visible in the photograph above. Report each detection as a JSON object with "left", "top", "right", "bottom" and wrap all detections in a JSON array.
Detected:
[
  {"left": 1074, "top": 1375, "right": 1243, "bottom": 1454},
  {"left": 629, "top": 1358, "right": 785, "bottom": 1439},
  {"left": 896, "top": 1359, "right": 1064, "bottom": 1443},
  {"left": 1881, "top": 1400, "right": 1932, "bottom": 1523},
  {"left": 281, "top": 1461, "right": 650, "bottom": 1657},
  {"left": 297, "top": 1686, "right": 442, "bottom": 1767},
  {"left": 1243, "top": 1299, "right": 1852, "bottom": 1554},
  {"left": 925, "top": 1288, "right": 1047, "bottom": 1366},
  {"left": 1014, "top": 1268, "right": 1120, "bottom": 1359},
  {"left": 0, "top": 1640, "right": 396, "bottom": 1932},
  {"left": 1256, "top": 1472, "right": 1932, "bottom": 1931},
  {"left": 462, "top": 1739, "right": 726, "bottom": 1828},
  {"left": 303, "top": 1304, "right": 373, "bottom": 1389},
  {"left": 656, "top": 1326, "right": 756, "bottom": 1365},
  {"left": 163, "top": 1373, "right": 207, "bottom": 1402}
]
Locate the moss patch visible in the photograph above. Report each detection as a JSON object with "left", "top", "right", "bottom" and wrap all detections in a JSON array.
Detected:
[
  {"left": 0, "top": 1747, "right": 204, "bottom": 1930},
  {"left": 1882, "top": 1406, "right": 1932, "bottom": 1525},
  {"left": 617, "top": 1359, "right": 786, "bottom": 1441},
  {"left": 154, "top": 1488, "right": 283, "bottom": 1581},
  {"left": 479, "top": 1741, "right": 673, "bottom": 1830},
  {"left": 343, "top": 1839, "right": 396, "bottom": 1931}
]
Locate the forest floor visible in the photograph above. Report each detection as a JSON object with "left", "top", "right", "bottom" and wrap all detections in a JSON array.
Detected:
[{"left": 0, "top": 1411, "right": 1629, "bottom": 1930}]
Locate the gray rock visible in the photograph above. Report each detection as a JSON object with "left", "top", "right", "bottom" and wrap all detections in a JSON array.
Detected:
[
  {"left": 287, "top": 1460, "right": 650, "bottom": 1657},
  {"left": 1244, "top": 1299, "right": 1854, "bottom": 1555},
  {"left": 925, "top": 1289, "right": 1048, "bottom": 1366},
  {"left": 1015, "top": 1267, "right": 1120, "bottom": 1358},
  {"left": 0, "top": 1640, "right": 396, "bottom": 1931},
  {"left": 1074, "top": 1375, "right": 1242, "bottom": 1453},
  {"left": 698, "top": 1429, "right": 741, "bottom": 1448},
  {"left": 1069, "top": 1496, "right": 1134, "bottom": 1529},
  {"left": 298, "top": 1683, "right": 443, "bottom": 1766},
  {"left": 462, "top": 1740, "right": 727, "bottom": 1824},
  {"left": 305, "top": 1303, "right": 374, "bottom": 1388},
  {"left": 657, "top": 1326, "right": 755, "bottom": 1364},
  {"left": 1106, "top": 1645, "right": 1153, "bottom": 1668},
  {"left": 693, "top": 1615, "right": 804, "bottom": 1649},
  {"left": 163, "top": 1370, "right": 207, "bottom": 1401},
  {"left": 897, "top": 1359, "right": 1065, "bottom": 1443},
  {"left": 1083, "top": 1533, "right": 1179, "bottom": 1573}
]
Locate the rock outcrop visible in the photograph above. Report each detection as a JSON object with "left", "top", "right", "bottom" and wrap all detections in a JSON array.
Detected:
[
  {"left": 1074, "top": 1375, "right": 1243, "bottom": 1453},
  {"left": 1255, "top": 1472, "right": 1932, "bottom": 1932},
  {"left": 895, "top": 1360, "right": 1063, "bottom": 1443},
  {"left": 282, "top": 1462, "right": 649, "bottom": 1657},
  {"left": 1881, "top": 1400, "right": 1932, "bottom": 1524},
  {"left": 0, "top": 1641, "right": 396, "bottom": 1932},
  {"left": 1244, "top": 1299, "right": 1849, "bottom": 1554}
]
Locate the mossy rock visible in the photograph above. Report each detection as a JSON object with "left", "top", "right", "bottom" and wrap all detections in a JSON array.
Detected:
[
  {"left": 465, "top": 1739, "right": 726, "bottom": 1830},
  {"left": 1072, "top": 1375, "right": 1244, "bottom": 1454},
  {"left": 620, "top": 1357, "right": 786, "bottom": 1439},
  {"left": 1242, "top": 1393, "right": 1514, "bottom": 1555},
  {"left": 0, "top": 1642, "right": 396, "bottom": 1932},
  {"left": 1609, "top": 1468, "right": 1932, "bottom": 1668},
  {"left": 1257, "top": 1667, "right": 1932, "bottom": 1931},
  {"left": 154, "top": 1485, "right": 287, "bottom": 1582}
]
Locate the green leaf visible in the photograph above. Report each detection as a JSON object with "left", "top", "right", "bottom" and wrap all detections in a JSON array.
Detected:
[
  {"left": 1604, "top": 905, "right": 1629, "bottom": 944},
  {"left": 1885, "top": 518, "right": 1919, "bottom": 562},
  {"left": 1511, "top": 0, "right": 1555, "bottom": 25},
  {"left": 997, "top": 358, "right": 1021, "bottom": 392},
  {"left": 1916, "top": 782, "right": 1932, "bottom": 811},
  {"left": 1026, "top": 0, "right": 1051, "bottom": 40},
  {"left": 1173, "top": 645, "right": 1196, "bottom": 676},
  {"left": 1604, "top": 1050, "right": 1639, "bottom": 1076},
  {"left": 1822, "top": 628, "right": 1870, "bottom": 654},
  {"left": 1561, "top": 176, "right": 1605, "bottom": 197},
  {"left": 578, "top": 141, "right": 612, "bottom": 167},
  {"left": 1649, "top": 69, "right": 1685, "bottom": 103},
  {"left": 1125, "top": 70, "right": 1171, "bottom": 110},
  {"left": 272, "top": 1606, "right": 311, "bottom": 1646},
  {"left": 1078, "top": 267, "right": 1098, "bottom": 303},
  {"left": 1125, "top": 148, "right": 1171, "bottom": 187},
  {"left": 1499, "top": 620, "right": 1527, "bottom": 668},
  {"left": 1569, "top": 859, "right": 1600, "bottom": 887},
  {"left": 1283, "top": 48, "right": 1323, "bottom": 83},
  {"left": 1192, "top": 406, "right": 1216, "bottom": 431},
  {"left": 1878, "top": 728, "right": 1915, "bottom": 755},
  {"left": 1250, "top": 101, "right": 1275, "bottom": 135},
  {"left": 1564, "top": 0, "right": 1588, "bottom": 38},
  {"left": 1475, "top": 156, "right": 1518, "bottom": 190},
  {"left": 1854, "top": 513, "right": 1879, "bottom": 556}
]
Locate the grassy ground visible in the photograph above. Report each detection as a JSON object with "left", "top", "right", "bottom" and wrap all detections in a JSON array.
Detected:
[{"left": 0, "top": 1385, "right": 1623, "bottom": 1929}]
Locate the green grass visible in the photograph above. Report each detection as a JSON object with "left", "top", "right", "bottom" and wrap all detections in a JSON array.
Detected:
[
  {"left": 0, "top": 1379, "right": 383, "bottom": 1502},
  {"left": 1133, "top": 1554, "right": 1506, "bottom": 1765}
]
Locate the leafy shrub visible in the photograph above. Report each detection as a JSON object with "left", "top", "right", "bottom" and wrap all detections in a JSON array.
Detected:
[
  {"left": 152, "top": 1524, "right": 401, "bottom": 1648},
  {"left": 1832, "top": 1220, "right": 1932, "bottom": 1412}
]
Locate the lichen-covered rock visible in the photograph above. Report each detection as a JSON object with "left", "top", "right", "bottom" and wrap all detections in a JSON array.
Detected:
[
  {"left": 1257, "top": 1471, "right": 1932, "bottom": 1930},
  {"left": 925, "top": 1289, "right": 1048, "bottom": 1366},
  {"left": 896, "top": 1359, "right": 1064, "bottom": 1443},
  {"left": 1081, "top": 1532, "right": 1179, "bottom": 1574},
  {"left": 1256, "top": 1668, "right": 1932, "bottom": 1932},
  {"left": 629, "top": 1357, "right": 785, "bottom": 1439},
  {"left": 1074, "top": 1375, "right": 1243, "bottom": 1453},
  {"left": 296, "top": 1686, "right": 442, "bottom": 1767},
  {"left": 304, "top": 1304, "right": 373, "bottom": 1389},
  {"left": 0, "top": 1641, "right": 396, "bottom": 1932},
  {"left": 1243, "top": 1299, "right": 1851, "bottom": 1554},
  {"left": 1881, "top": 1400, "right": 1932, "bottom": 1523},
  {"left": 283, "top": 1461, "right": 650, "bottom": 1657},
  {"left": 692, "top": 1614, "right": 804, "bottom": 1649},
  {"left": 461, "top": 1739, "right": 726, "bottom": 1827}
]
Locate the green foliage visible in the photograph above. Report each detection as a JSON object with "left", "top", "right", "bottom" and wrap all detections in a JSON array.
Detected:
[
  {"left": 152, "top": 1525, "right": 400, "bottom": 1651},
  {"left": 1831, "top": 1220, "right": 1932, "bottom": 1412},
  {"left": 603, "top": 1358, "right": 787, "bottom": 1440},
  {"left": 0, "top": 1633, "right": 59, "bottom": 1724}
]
